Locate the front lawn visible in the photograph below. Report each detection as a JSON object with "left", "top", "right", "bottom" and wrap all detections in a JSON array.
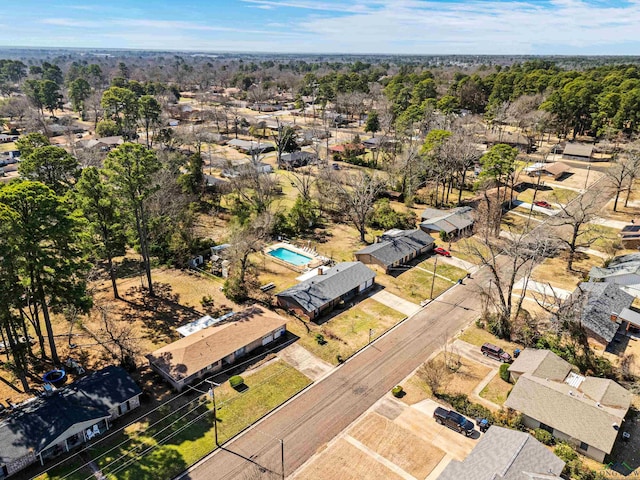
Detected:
[
  {"left": 39, "top": 361, "right": 310, "bottom": 480},
  {"left": 286, "top": 298, "right": 406, "bottom": 365},
  {"left": 479, "top": 372, "right": 512, "bottom": 405}
]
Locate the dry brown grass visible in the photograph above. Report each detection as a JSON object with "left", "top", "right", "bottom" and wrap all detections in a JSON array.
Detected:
[
  {"left": 458, "top": 325, "right": 523, "bottom": 352},
  {"left": 400, "top": 351, "right": 491, "bottom": 405},
  {"left": 348, "top": 413, "right": 445, "bottom": 478},
  {"left": 530, "top": 253, "right": 594, "bottom": 291},
  {"left": 479, "top": 372, "right": 513, "bottom": 405},
  {"left": 294, "top": 438, "right": 405, "bottom": 480}
]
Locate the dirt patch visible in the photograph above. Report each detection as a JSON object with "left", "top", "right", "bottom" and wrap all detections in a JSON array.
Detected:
[
  {"left": 294, "top": 438, "right": 404, "bottom": 480},
  {"left": 349, "top": 412, "right": 445, "bottom": 478}
]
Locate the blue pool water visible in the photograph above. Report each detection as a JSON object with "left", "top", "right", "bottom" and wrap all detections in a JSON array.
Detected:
[{"left": 268, "top": 247, "right": 313, "bottom": 266}]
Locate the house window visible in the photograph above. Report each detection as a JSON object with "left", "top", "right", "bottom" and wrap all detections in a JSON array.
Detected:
[
  {"left": 539, "top": 423, "right": 553, "bottom": 434},
  {"left": 579, "top": 441, "right": 589, "bottom": 451}
]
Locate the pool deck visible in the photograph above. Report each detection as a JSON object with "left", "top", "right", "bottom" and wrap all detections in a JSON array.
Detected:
[{"left": 264, "top": 242, "right": 328, "bottom": 272}]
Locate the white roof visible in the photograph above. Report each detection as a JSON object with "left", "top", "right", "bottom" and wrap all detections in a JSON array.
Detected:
[{"left": 176, "top": 312, "right": 235, "bottom": 336}]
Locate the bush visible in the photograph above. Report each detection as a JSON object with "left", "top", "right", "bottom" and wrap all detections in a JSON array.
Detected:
[
  {"left": 534, "top": 428, "right": 554, "bottom": 445},
  {"left": 437, "top": 393, "right": 493, "bottom": 421},
  {"left": 315, "top": 333, "right": 326, "bottom": 345},
  {"left": 554, "top": 442, "right": 578, "bottom": 463},
  {"left": 367, "top": 199, "right": 417, "bottom": 230},
  {"left": 499, "top": 363, "right": 511, "bottom": 383},
  {"left": 392, "top": 385, "right": 404, "bottom": 398},
  {"left": 229, "top": 375, "right": 244, "bottom": 388}
]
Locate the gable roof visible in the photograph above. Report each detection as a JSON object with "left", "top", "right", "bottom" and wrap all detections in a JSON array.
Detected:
[
  {"left": 356, "top": 229, "right": 434, "bottom": 267},
  {"left": 543, "top": 162, "right": 570, "bottom": 176},
  {"left": 420, "top": 206, "right": 474, "bottom": 233},
  {"left": 147, "top": 307, "right": 286, "bottom": 382},
  {"left": 504, "top": 373, "right": 630, "bottom": 454},
  {"left": 508, "top": 349, "right": 573, "bottom": 382},
  {"left": 437, "top": 426, "right": 565, "bottom": 480},
  {"left": 563, "top": 143, "right": 593, "bottom": 157},
  {"left": 0, "top": 366, "right": 140, "bottom": 464},
  {"left": 590, "top": 253, "right": 640, "bottom": 280},
  {"left": 276, "top": 262, "right": 376, "bottom": 313},
  {"left": 564, "top": 282, "right": 634, "bottom": 343}
]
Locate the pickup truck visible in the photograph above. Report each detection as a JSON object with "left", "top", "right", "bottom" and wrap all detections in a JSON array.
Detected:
[{"left": 433, "top": 407, "right": 474, "bottom": 436}]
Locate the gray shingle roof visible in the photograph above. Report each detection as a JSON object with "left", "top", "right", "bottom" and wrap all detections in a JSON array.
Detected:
[
  {"left": 355, "top": 230, "right": 434, "bottom": 267},
  {"left": 437, "top": 426, "right": 565, "bottom": 480},
  {"left": 563, "top": 143, "right": 593, "bottom": 157},
  {"left": 564, "top": 282, "right": 634, "bottom": 343},
  {"left": 508, "top": 349, "right": 573, "bottom": 382},
  {"left": 420, "top": 206, "right": 474, "bottom": 233},
  {"left": 276, "top": 262, "right": 376, "bottom": 313},
  {"left": 590, "top": 253, "right": 640, "bottom": 279},
  {"left": 0, "top": 366, "right": 141, "bottom": 464},
  {"left": 504, "top": 373, "right": 630, "bottom": 454}
]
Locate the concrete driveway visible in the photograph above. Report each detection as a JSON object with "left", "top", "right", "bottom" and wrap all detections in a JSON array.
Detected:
[
  {"left": 512, "top": 199, "right": 559, "bottom": 216},
  {"left": 278, "top": 343, "right": 333, "bottom": 381},
  {"left": 371, "top": 290, "right": 420, "bottom": 317}
]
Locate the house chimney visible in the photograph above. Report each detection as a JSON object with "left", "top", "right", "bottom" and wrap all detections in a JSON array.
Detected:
[{"left": 318, "top": 267, "right": 325, "bottom": 275}]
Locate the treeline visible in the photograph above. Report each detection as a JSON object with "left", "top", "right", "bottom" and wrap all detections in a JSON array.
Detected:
[{"left": 0, "top": 134, "right": 207, "bottom": 390}]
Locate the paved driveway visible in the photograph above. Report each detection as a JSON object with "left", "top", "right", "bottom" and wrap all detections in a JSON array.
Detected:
[
  {"left": 370, "top": 290, "right": 421, "bottom": 317},
  {"left": 278, "top": 343, "right": 333, "bottom": 382}
]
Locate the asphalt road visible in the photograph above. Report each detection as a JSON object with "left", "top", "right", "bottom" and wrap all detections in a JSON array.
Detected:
[
  {"left": 178, "top": 170, "right": 616, "bottom": 480},
  {"left": 178, "top": 277, "right": 488, "bottom": 480}
]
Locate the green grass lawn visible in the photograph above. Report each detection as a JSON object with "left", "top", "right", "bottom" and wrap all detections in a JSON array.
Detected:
[
  {"left": 517, "top": 187, "right": 578, "bottom": 205},
  {"left": 287, "top": 298, "right": 405, "bottom": 365},
  {"left": 39, "top": 361, "right": 310, "bottom": 480},
  {"left": 451, "top": 237, "right": 487, "bottom": 265},
  {"left": 376, "top": 267, "right": 453, "bottom": 303},
  {"left": 479, "top": 373, "right": 513, "bottom": 405},
  {"left": 501, "top": 212, "right": 531, "bottom": 234},
  {"left": 415, "top": 258, "right": 468, "bottom": 280},
  {"left": 0, "top": 141, "right": 16, "bottom": 152}
]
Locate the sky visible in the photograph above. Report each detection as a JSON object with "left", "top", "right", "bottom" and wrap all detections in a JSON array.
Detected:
[{"left": 1, "top": 0, "right": 640, "bottom": 55}]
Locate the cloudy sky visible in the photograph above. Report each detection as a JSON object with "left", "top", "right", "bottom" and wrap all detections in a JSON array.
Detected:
[{"left": 1, "top": 0, "right": 640, "bottom": 54}]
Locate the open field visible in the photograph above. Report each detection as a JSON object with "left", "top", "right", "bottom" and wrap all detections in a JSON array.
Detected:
[{"left": 286, "top": 297, "right": 406, "bottom": 365}]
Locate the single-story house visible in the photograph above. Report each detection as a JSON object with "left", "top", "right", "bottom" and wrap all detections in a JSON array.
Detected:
[
  {"left": 329, "top": 143, "right": 365, "bottom": 159},
  {"left": 619, "top": 224, "right": 640, "bottom": 249},
  {"left": 563, "top": 143, "right": 594, "bottom": 161},
  {"left": 227, "top": 139, "right": 275, "bottom": 155},
  {"left": 147, "top": 306, "right": 287, "bottom": 392},
  {"left": 248, "top": 103, "right": 283, "bottom": 112},
  {"left": 508, "top": 349, "right": 573, "bottom": 383},
  {"left": 505, "top": 352, "right": 632, "bottom": 462},
  {"left": 419, "top": 206, "right": 474, "bottom": 237},
  {"left": 0, "top": 134, "right": 18, "bottom": 143},
  {"left": 0, "top": 366, "right": 141, "bottom": 478},
  {"left": 203, "top": 175, "right": 232, "bottom": 193},
  {"left": 485, "top": 131, "right": 533, "bottom": 153},
  {"left": 524, "top": 161, "right": 570, "bottom": 180},
  {"left": 276, "top": 262, "right": 376, "bottom": 320},
  {"left": 362, "top": 136, "right": 393, "bottom": 150},
  {"left": 589, "top": 253, "right": 640, "bottom": 296},
  {"left": 280, "top": 151, "right": 318, "bottom": 168},
  {"left": 222, "top": 161, "right": 273, "bottom": 178},
  {"left": 559, "top": 282, "right": 634, "bottom": 347},
  {"left": 437, "top": 425, "right": 565, "bottom": 480},
  {"left": 355, "top": 229, "right": 434, "bottom": 273},
  {"left": 47, "top": 124, "right": 86, "bottom": 137}
]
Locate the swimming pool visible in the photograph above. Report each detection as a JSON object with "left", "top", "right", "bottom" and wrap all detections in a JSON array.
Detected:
[{"left": 268, "top": 247, "right": 313, "bottom": 266}]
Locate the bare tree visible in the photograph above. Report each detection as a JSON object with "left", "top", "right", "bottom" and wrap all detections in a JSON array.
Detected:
[
  {"left": 467, "top": 229, "right": 556, "bottom": 339},
  {"left": 321, "top": 169, "right": 386, "bottom": 243},
  {"left": 551, "top": 192, "right": 603, "bottom": 271},
  {"left": 417, "top": 358, "right": 449, "bottom": 395},
  {"left": 289, "top": 165, "right": 316, "bottom": 201},
  {"left": 606, "top": 156, "right": 632, "bottom": 212},
  {"left": 228, "top": 154, "right": 280, "bottom": 214},
  {"left": 623, "top": 146, "right": 640, "bottom": 208},
  {"left": 225, "top": 213, "right": 273, "bottom": 301}
]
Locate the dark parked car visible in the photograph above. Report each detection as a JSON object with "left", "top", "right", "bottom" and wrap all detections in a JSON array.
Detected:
[
  {"left": 481, "top": 343, "right": 512, "bottom": 363},
  {"left": 433, "top": 406, "right": 474, "bottom": 436}
]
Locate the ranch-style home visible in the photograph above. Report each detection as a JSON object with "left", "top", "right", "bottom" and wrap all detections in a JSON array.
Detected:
[
  {"left": 276, "top": 262, "right": 376, "bottom": 320},
  {"left": 147, "top": 306, "right": 287, "bottom": 392},
  {"left": 0, "top": 366, "right": 141, "bottom": 479}
]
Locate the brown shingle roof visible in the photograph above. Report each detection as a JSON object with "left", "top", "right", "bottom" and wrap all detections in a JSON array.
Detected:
[
  {"left": 504, "top": 374, "right": 630, "bottom": 454},
  {"left": 147, "top": 307, "right": 287, "bottom": 381},
  {"left": 508, "top": 349, "right": 573, "bottom": 382}
]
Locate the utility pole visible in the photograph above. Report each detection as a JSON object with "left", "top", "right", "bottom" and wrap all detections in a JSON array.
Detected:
[
  {"left": 527, "top": 168, "right": 543, "bottom": 229},
  {"left": 584, "top": 164, "right": 591, "bottom": 190},
  {"left": 205, "top": 379, "right": 221, "bottom": 446},
  {"left": 430, "top": 254, "right": 439, "bottom": 299}
]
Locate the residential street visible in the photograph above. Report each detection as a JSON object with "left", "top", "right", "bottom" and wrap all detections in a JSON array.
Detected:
[
  {"left": 177, "top": 280, "right": 486, "bottom": 480},
  {"left": 177, "top": 175, "right": 616, "bottom": 480}
]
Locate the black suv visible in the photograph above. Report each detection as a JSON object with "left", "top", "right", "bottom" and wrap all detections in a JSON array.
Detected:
[{"left": 433, "top": 407, "right": 474, "bottom": 436}]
